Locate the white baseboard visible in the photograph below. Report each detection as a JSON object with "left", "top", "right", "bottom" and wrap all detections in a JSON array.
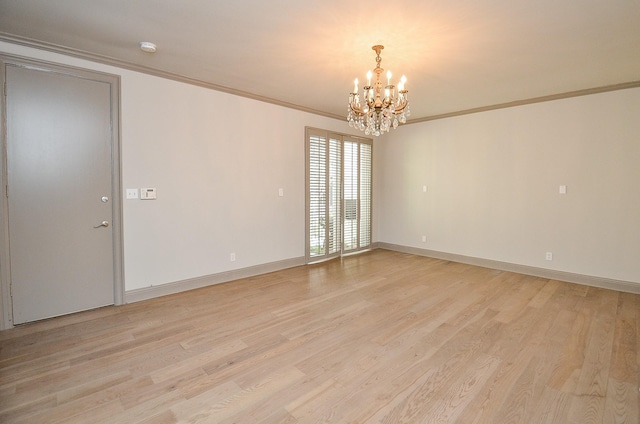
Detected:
[
  {"left": 124, "top": 256, "right": 306, "bottom": 303},
  {"left": 377, "top": 242, "right": 640, "bottom": 294}
]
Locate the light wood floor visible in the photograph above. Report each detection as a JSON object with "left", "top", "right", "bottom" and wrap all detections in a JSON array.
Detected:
[{"left": 1, "top": 249, "right": 638, "bottom": 423}]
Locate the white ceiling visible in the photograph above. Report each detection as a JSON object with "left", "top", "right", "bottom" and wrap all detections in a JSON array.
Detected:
[{"left": 1, "top": 0, "right": 639, "bottom": 122}]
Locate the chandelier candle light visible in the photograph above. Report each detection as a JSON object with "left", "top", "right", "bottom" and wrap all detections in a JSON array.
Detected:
[{"left": 348, "top": 45, "right": 410, "bottom": 136}]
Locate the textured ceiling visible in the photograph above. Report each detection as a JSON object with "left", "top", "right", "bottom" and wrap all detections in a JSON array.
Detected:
[{"left": 1, "top": 0, "right": 639, "bottom": 122}]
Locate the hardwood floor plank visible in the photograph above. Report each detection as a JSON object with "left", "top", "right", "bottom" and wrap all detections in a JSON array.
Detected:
[
  {"left": 0, "top": 249, "right": 638, "bottom": 423},
  {"left": 47, "top": 399, "right": 125, "bottom": 424},
  {"left": 150, "top": 338, "right": 248, "bottom": 385},
  {"left": 101, "top": 390, "right": 184, "bottom": 424},
  {"left": 172, "top": 367, "right": 305, "bottom": 423},
  {"left": 0, "top": 393, "right": 57, "bottom": 424},
  {"left": 609, "top": 292, "right": 638, "bottom": 383},
  {"left": 566, "top": 393, "right": 606, "bottom": 424},
  {"left": 528, "top": 387, "right": 572, "bottom": 423},
  {"left": 603, "top": 378, "right": 639, "bottom": 424},
  {"left": 456, "top": 306, "right": 560, "bottom": 423},
  {"left": 342, "top": 309, "right": 503, "bottom": 422},
  {"left": 417, "top": 353, "right": 502, "bottom": 423},
  {"left": 546, "top": 309, "right": 591, "bottom": 392},
  {"left": 55, "top": 369, "right": 131, "bottom": 404},
  {"left": 136, "top": 409, "right": 178, "bottom": 424},
  {"left": 492, "top": 355, "right": 547, "bottom": 423},
  {"left": 527, "top": 278, "right": 562, "bottom": 309},
  {"left": 574, "top": 289, "right": 618, "bottom": 397}
]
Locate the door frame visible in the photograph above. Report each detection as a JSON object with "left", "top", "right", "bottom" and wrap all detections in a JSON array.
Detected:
[{"left": 0, "top": 54, "right": 124, "bottom": 329}]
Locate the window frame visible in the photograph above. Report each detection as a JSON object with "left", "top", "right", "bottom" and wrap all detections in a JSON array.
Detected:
[{"left": 305, "top": 127, "right": 373, "bottom": 263}]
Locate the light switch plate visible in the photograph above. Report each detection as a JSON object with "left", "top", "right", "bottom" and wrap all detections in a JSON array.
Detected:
[
  {"left": 140, "top": 187, "right": 157, "bottom": 200},
  {"left": 126, "top": 188, "right": 139, "bottom": 199}
]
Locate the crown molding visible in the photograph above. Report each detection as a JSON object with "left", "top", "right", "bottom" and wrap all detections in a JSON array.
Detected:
[
  {"left": 2, "top": 33, "right": 638, "bottom": 125},
  {"left": 0, "top": 33, "right": 344, "bottom": 121},
  {"left": 407, "top": 80, "right": 640, "bottom": 124}
]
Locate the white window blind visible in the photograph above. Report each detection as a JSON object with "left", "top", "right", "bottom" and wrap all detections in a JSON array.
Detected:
[
  {"left": 359, "top": 142, "right": 372, "bottom": 248},
  {"left": 306, "top": 128, "right": 372, "bottom": 262},
  {"left": 343, "top": 139, "right": 372, "bottom": 253},
  {"left": 328, "top": 137, "right": 342, "bottom": 256},
  {"left": 308, "top": 134, "right": 327, "bottom": 258},
  {"left": 343, "top": 141, "right": 358, "bottom": 252}
]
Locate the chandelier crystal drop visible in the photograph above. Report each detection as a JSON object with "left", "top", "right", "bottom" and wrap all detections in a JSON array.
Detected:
[{"left": 347, "top": 45, "right": 410, "bottom": 136}]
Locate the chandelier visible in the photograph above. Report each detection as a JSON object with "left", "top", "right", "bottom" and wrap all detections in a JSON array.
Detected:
[{"left": 347, "top": 45, "right": 410, "bottom": 136}]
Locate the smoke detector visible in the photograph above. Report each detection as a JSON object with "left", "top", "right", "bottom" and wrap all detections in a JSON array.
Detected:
[{"left": 139, "top": 42, "right": 157, "bottom": 53}]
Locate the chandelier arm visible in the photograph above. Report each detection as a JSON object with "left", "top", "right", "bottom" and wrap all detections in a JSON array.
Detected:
[
  {"left": 393, "top": 97, "right": 409, "bottom": 114},
  {"left": 350, "top": 107, "right": 364, "bottom": 115},
  {"left": 349, "top": 102, "right": 366, "bottom": 115}
]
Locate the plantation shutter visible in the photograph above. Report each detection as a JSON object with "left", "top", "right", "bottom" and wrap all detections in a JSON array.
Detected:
[
  {"left": 343, "top": 141, "right": 358, "bottom": 252},
  {"left": 307, "top": 133, "right": 326, "bottom": 258},
  {"left": 306, "top": 128, "right": 342, "bottom": 261},
  {"left": 343, "top": 138, "right": 372, "bottom": 253},
  {"left": 306, "top": 128, "right": 371, "bottom": 263},
  {"left": 328, "top": 136, "right": 342, "bottom": 255},
  {"left": 359, "top": 142, "right": 372, "bottom": 248}
]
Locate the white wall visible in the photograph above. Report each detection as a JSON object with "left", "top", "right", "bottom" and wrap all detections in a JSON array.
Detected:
[
  {"left": 120, "top": 73, "right": 351, "bottom": 290},
  {"left": 376, "top": 88, "right": 640, "bottom": 283},
  {"left": 2, "top": 40, "right": 638, "bottom": 301},
  {"left": 0, "top": 41, "right": 352, "bottom": 293}
]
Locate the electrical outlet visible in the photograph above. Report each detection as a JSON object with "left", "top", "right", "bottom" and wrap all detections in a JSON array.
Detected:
[
  {"left": 422, "top": 235, "right": 427, "bottom": 242},
  {"left": 545, "top": 252, "right": 553, "bottom": 261},
  {"left": 230, "top": 253, "right": 236, "bottom": 262}
]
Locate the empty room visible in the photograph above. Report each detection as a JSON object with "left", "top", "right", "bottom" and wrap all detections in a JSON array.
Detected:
[{"left": 0, "top": 1, "right": 639, "bottom": 423}]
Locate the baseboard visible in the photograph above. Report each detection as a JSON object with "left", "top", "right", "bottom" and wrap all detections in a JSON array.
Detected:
[
  {"left": 124, "top": 256, "right": 306, "bottom": 303},
  {"left": 125, "top": 244, "right": 639, "bottom": 303},
  {"left": 377, "top": 242, "right": 640, "bottom": 294}
]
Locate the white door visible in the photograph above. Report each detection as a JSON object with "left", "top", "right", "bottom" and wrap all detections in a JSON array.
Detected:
[{"left": 4, "top": 62, "right": 118, "bottom": 324}]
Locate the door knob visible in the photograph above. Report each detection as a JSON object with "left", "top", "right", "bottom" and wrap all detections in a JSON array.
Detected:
[{"left": 93, "top": 221, "right": 109, "bottom": 228}]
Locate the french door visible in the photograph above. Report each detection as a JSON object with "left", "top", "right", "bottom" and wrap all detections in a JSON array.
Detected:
[{"left": 305, "top": 127, "right": 372, "bottom": 262}]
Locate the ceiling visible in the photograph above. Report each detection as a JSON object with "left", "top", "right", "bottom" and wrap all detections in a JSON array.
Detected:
[{"left": 1, "top": 0, "right": 639, "bottom": 122}]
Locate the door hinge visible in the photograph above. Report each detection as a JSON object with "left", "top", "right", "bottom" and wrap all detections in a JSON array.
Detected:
[{"left": 3, "top": 81, "right": 6, "bottom": 96}]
